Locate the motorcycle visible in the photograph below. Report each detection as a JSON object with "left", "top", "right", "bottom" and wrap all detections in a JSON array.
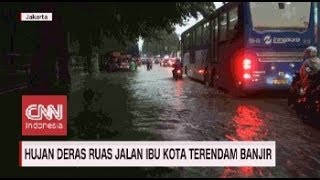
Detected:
[
  {"left": 288, "top": 71, "right": 301, "bottom": 107},
  {"left": 173, "top": 68, "right": 183, "bottom": 80},
  {"left": 288, "top": 70, "right": 320, "bottom": 125}
]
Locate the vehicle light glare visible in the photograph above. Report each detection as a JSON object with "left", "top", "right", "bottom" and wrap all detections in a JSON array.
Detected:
[
  {"left": 198, "top": 69, "right": 205, "bottom": 74},
  {"left": 284, "top": 74, "right": 291, "bottom": 79},
  {"left": 243, "top": 73, "right": 251, "bottom": 79},
  {"left": 243, "top": 58, "right": 252, "bottom": 70}
]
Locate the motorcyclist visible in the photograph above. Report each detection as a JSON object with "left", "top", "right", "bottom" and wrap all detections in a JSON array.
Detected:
[
  {"left": 172, "top": 59, "right": 183, "bottom": 76},
  {"left": 299, "top": 46, "right": 320, "bottom": 95}
]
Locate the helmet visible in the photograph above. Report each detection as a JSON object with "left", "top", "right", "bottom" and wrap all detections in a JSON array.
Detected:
[{"left": 304, "top": 46, "right": 317, "bottom": 58}]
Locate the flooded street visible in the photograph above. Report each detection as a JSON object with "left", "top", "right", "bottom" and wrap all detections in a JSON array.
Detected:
[
  {"left": 70, "top": 64, "right": 320, "bottom": 178},
  {"left": 3, "top": 2, "right": 320, "bottom": 178}
]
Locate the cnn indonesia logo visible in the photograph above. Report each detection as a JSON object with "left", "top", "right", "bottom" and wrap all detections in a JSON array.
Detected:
[
  {"left": 26, "top": 104, "right": 63, "bottom": 121},
  {"left": 22, "top": 95, "right": 67, "bottom": 136}
]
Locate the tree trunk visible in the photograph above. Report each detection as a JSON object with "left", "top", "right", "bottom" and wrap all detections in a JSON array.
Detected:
[{"left": 30, "top": 3, "right": 71, "bottom": 94}]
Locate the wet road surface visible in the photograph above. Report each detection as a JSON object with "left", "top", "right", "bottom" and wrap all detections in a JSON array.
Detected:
[{"left": 75, "top": 64, "right": 320, "bottom": 178}]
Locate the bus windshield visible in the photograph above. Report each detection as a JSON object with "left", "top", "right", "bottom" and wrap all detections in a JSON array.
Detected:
[{"left": 250, "top": 2, "right": 311, "bottom": 32}]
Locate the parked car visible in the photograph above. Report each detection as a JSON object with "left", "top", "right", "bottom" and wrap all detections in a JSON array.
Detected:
[{"left": 118, "top": 58, "right": 130, "bottom": 71}]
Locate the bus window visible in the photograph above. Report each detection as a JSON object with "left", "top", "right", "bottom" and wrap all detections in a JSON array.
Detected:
[
  {"left": 184, "top": 34, "right": 187, "bottom": 49},
  {"left": 189, "top": 32, "right": 193, "bottom": 49},
  {"left": 195, "top": 26, "right": 202, "bottom": 46},
  {"left": 203, "top": 22, "right": 210, "bottom": 45},
  {"left": 211, "top": 19, "right": 215, "bottom": 43},
  {"left": 250, "top": 2, "right": 311, "bottom": 32},
  {"left": 214, "top": 17, "right": 219, "bottom": 62},
  {"left": 193, "top": 30, "right": 197, "bottom": 48},
  {"left": 190, "top": 30, "right": 196, "bottom": 64},
  {"left": 182, "top": 35, "right": 185, "bottom": 50},
  {"left": 228, "top": 7, "right": 238, "bottom": 39},
  {"left": 210, "top": 19, "right": 215, "bottom": 62},
  {"left": 185, "top": 33, "right": 190, "bottom": 50},
  {"left": 219, "top": 13, "right": 227, "bottom": 42}
]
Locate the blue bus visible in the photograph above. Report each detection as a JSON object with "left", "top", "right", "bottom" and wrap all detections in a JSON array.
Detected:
[{"left": 181, "top": 2, "right": 318, "bottom": 96}]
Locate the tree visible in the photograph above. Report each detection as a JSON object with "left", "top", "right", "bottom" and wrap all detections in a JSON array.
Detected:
[
  {"left": 1, "top": 2, "right": 217, "bottom": 93},
  {"left": 58, "top": 2, "right": 216, "bottom": 54},
  {"left": 2, "top": 2, "right": 216, "bottom": 56},
  {"left": 2, "top": 2, "right": 216, "bottom": 53},
  {"left": 60, "top": 2, "right": 215, "bottom": 73},
  {"left": 98, "top": 35, "right": 139, "bottom": 57},
  {"left": 124, "top": 41, "right": 139, "bottom": 57},
  {"left": 142, "top": 30, "right": 180, "bottom": 57},
  {"left": 0, "top": 3, "right": 71, "bottom": 93}
]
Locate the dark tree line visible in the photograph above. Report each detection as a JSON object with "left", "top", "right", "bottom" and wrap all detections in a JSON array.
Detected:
[{"left": 0, "top": 2, "right": 216, "bottom": 94}]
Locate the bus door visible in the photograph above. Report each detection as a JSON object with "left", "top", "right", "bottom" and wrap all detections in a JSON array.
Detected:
[{"left": 217, "top": 11, "right": 233, "bottom": 88}]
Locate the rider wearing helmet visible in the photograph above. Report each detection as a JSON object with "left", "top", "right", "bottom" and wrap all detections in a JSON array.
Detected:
[
  {"left": 172, "top": 59, "right": 183, "bottom": 75},
  {"left": 299, "top": 46, "right": 320, "bottom": 92}
]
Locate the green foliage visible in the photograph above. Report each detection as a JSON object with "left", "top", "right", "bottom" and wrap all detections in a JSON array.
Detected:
[
  {"left": 98, "top": 35, "right": 139, "bottom": 56},
  {"left": 1, "top": 2, "right": 216, "bottom": 56},
  {"left": 142, "top": 30, "right": 180, "bottom": 56},
  {"left": 58, "top": 2, "right": 215, "bottom": 55}
]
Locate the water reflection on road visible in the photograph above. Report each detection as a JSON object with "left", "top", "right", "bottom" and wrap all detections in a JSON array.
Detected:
[{"left": 102, "top": 65, "right": 320, "bottom": 178}]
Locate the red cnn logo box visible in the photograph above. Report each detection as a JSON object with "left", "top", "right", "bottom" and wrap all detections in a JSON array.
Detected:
[{"left": 22, "top": 95, "right": 67, "bottom": 136}]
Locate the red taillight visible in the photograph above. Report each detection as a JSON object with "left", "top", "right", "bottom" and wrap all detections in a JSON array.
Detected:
[
  {"left": 243, "top": 73, "right": 251, "bottom": 79},
  {"left": 243, "top": 58, "right": 252, "bottom": 70},
  {"left": 198, "top": 69, "right": 205, "bottom": 74},
  {"left": 234, "top": 50, "right": 257, "bottom": 82},
  {"left": 243, "top": 58, "right": 252, "bottom": 79}
]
